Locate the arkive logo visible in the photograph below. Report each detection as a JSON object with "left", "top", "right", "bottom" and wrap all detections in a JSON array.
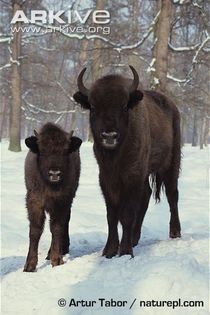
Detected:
[{"left": 10, "top": 10, "right": 110, "bottom": 25}]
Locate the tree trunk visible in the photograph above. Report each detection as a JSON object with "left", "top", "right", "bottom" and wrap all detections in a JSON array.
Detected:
[
  {"left": 199, "top": 117, "right": 208, "bottom": 149},
  {"left": 128, "top": 0, "right": 140, "bottom": 68},
  {"left": 192, "top": 110, "right": 198, "bottom": 147},
  {"left": 0, "top": 94, "right": 7, "bottom": 141},
  {"left": 91, "top": 0, "right": 104, "bottom": 82},
  {"left": 180, "top": 114, "right": 186, "bottom": 147},
  {"left": 8, "top": 1, "right": 22, "bottom": 152},
  {"left": 88, "top": 0, "right": 105, "bottom": 142},
  {"left": 204, "top": 117, "right": 209, "bottom": 146},
  {"left": 152, "top": 0, "right": 173, "bottom": 93}
]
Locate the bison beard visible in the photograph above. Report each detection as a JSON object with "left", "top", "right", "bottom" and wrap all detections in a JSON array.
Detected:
[
  {"left": 73, "top": 66, "right": 181, "bottom": 258},
  {"left": 23, "top": 123, "right": 82, "bottom": 271}
]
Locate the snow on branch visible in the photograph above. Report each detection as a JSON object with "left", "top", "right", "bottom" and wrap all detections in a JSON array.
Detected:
[
  {"left": 10, "top": 57, "right": 20, "bottom": 66},
  {"left": 21, "top": 109, "right": 42, "bottom": 123},
  {"left": 0, "top": 63, "right": 11, "bottom": 71},
  {"left": 168, "top": 41, "right": 201, "bottom": 52},
  {"left": 0, "top": 35, "right": 11, "bottom": 43},
  {"left": 32, "top": 10, "right": 160, "bottom": 51},
  {"left": 167, "top": 73, "right": 186, "bottom": 83},
  {"left": 192, "top": 33, "right": 210, "bottom": 64},
  {"left": 23, "top": 97, "right": 76, "bottom": 115},
  {"left": 56, "top": 81, "right": 74, "bottom": 102}
]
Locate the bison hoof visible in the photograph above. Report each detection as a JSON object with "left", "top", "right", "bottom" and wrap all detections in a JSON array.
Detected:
[
  {"left": 119, "top": 245, "right": 134, "bottom": 258},
  {"left": 51, "top": 257, "right": 64, "bottom": 267},
  {"left": 102, "top": 243, "right": 119, "bottom": 258},
  {"left": 23, "top": 261, "right": 37, "bottom": 272},
  {"left": 170, "top": 229, "right": 181, "bottom": 238},
  {"left": 62, "top": 247, "right": 69, "bottom": 255},
  {"left": 132, "top": 240, "right": 139, "bottom": 247},
  {"left": 47, "top": 248, "right": 69, "bottom": 260},
  {"left": 132, "top": 235, "right": 141, "bottom": 247}
]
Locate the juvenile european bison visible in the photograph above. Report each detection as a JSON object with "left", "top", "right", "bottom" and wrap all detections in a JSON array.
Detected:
[
  {"left": 73, "top": 66, "right": 181, "bottom": 258},
  {"left": 24, "top": 123, "right": 82, "bottom": 272}
]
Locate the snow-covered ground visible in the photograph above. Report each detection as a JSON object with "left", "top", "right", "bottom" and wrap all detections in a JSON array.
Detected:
[{"left": 1, "top": 141, "right": 209, "bottom": 315}]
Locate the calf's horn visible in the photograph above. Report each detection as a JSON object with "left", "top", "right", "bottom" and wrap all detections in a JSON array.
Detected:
[
  {"left": 77, "top": 67, "right": 89, "bottom": 96},
  {"left": 129, "top": 65, "right": 139, "bottom": 92},
  {"left": 34, "top": 129, "right": 38, "bottom": 137}
]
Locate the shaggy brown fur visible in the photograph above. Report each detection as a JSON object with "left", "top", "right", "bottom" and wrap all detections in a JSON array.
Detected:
[
  {"left": 73, "top": 66, "right": 181, "bottom": 258},
  {"left": 23, "top": 123, "right": 82, "bottom": 271}
]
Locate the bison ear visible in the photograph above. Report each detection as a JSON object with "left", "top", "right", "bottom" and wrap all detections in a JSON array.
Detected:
[
  {"left": 69, "top": 136, "right": 82, "bottom": 153},
  {"left": 73, "top": 91, "right": 90, "bottom": 110},
  {"left": 128, "top": 90, "right": 144, "bottom": 109},
  {"left": 25, "top": 136, "right": 39, "bottom": 153}
]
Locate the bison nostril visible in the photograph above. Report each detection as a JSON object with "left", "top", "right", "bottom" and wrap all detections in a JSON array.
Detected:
[
  {"left": 49, "top": 170, "right": 61, "bottom": 176},
  {"left": 48, "top": 170, "right": 61, "bottom": 182},
  {"left": 101, "top": 131, "right": 118, "bottom": 139}
]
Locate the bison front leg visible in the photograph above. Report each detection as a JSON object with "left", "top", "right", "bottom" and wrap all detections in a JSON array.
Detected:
[
  {"left": 49, "top": 219, "right": 65, "bottom": 267},
  {"left": 119, "top": 191, "right": 141, "bottom": 257},
  {"left": 119, "top": 212, "right": 135, "bottom": 257},
  {"left": 24, "top": 202, "right": 45, "bottom": 272},
  {"left": 102, "top": 208, "right": 119, "bottom": 258},
  {"left": 100, "top": 178, "right": 119, "bottom": 258},
  {"left": 46, "top": 208, "right": 70, "bottom": 260}
]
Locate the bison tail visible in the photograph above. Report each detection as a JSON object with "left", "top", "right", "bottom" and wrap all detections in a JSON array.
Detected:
[
  {"left": 172, "top": 109, "right": 182, "bottom": 180},
  {"left": 150, "top": 174, "right": 164, "bottom": 203}
]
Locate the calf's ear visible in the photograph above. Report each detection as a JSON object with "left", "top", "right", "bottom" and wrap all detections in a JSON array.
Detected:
[
  {"left": 25, "top": 136, "right": 39, "bottom": 153},
  {"left": 73, "top": 91, "right": 90, "bottom": 110},
  {"left": 69, "top": 136, "right": 82, "bottom": 153},
  {"left": 128, "top": 90, "right": 144, "bottom": 109}
]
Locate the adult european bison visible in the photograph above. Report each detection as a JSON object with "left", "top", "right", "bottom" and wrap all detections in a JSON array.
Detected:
[
  {"left": 23, "top": 123, "right": 82, "bottom": 272},
  {"left": 73, "top": 65, "right": 181, "bottom": 258}
]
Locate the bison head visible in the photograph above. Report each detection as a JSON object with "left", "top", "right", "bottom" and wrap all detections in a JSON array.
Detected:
[
  {"left": 73, "top": 65, "right": 143, "bottom": 150},
  {"left": 25, "top": 123, "right": 82, "bottom": 186}
]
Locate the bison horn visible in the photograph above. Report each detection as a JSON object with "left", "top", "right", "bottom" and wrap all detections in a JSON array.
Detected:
[
  {"left": 129, "top": 65, "right": 139, "bottom": 92},
  {"left": 77, "top": 67, "right": 89, "bottom": 96},
  {"left": 34, "top": 129, "right": 38, "bottom": 137}
]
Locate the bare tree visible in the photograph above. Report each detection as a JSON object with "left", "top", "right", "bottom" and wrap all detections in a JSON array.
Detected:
[
  {"left": 152, "top": 0, "right": 173, "bottom": 93},
  {"left": 8, "top": 0, "right": 22, "bottom": 151}
]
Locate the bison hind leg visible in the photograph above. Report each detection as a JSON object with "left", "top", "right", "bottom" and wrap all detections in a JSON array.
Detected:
[
  {"left": 132, "top": 179, "right": 152, "bottom": 247},
  {"left": 163, "top": 171, "right": 181, "bottom": 239}
]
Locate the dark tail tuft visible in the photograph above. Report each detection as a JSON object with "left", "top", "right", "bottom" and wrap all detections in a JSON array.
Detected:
[{"left": 150, "top": 174, "right": 164, "bottom": 203}]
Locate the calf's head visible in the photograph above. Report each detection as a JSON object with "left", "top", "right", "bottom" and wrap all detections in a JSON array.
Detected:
[
  {"left": 25, "top": 123, "right": 82, "bottom": 185},
  {"left": 73, "top": 65, "right": 143, "bottom": 150}
]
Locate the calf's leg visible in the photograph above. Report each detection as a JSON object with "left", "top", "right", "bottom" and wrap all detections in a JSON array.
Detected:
[
  {"left": 49, "top": 218, "right": 65, "bottom": 267},
  {"left": 24, "top": 197, "right": 45, "bottom": 272},
  {"left": 46, "top": 206, "right": 71, "bottom": 260}
]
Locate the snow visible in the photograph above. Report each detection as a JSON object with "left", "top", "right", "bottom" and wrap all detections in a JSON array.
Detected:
[{"left": 1, "top": 141, "right": 209, "bottom": 315}]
